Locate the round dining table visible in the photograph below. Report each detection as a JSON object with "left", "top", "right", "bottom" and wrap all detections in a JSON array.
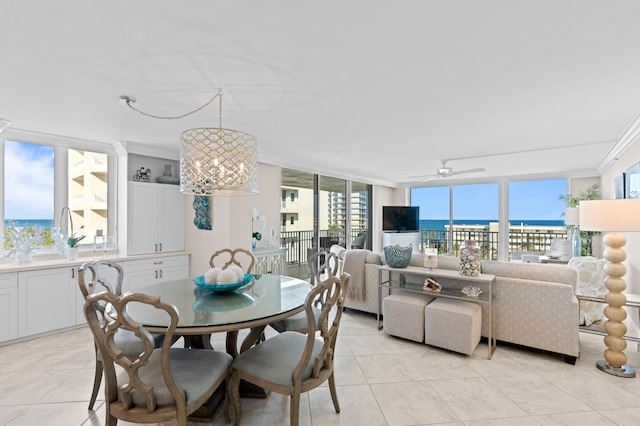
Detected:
[{"left": 125, "top": 273, "right": 312, "bottom": 356}]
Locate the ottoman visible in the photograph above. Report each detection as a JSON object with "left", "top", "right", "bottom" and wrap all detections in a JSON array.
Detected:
[
  {"left": 383, "top": 293, "right": 434, "bottom": 342},
  {"left": 424, "top": 298, "right": 482, "bottom": 355}
]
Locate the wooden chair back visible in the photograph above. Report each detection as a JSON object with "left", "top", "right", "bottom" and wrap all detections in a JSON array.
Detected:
[
  {"left": 296, "top": 272, "right": 350, "bottom": 384},
  {"left": 83, "top": 291, "right": 209, "bottom": 424},
  {"left": 209, "top": 248, "right": 255, "bottom": 273},
  {"left": 78, "top": 259, "right": 124, "bottom": 300},
  {"left": 307, "top": 250, "right": 339, "bottom": 285}
]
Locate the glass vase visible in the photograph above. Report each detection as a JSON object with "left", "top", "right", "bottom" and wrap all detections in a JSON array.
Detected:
[{"left": 460, "top": 240, "right": 480, "bottom": 276}]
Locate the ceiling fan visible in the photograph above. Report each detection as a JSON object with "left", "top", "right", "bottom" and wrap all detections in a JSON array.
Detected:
[{"left": 410, "top": 160, "right": 485, "bottom": 182}]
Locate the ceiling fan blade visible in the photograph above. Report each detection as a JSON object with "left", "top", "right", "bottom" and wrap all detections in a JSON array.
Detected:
[
  {"left": 449, "top": 167, "right": 485, "bottom": 176},
  {"left": 421, "top": 175, "right": 440, "bottom": 182}
]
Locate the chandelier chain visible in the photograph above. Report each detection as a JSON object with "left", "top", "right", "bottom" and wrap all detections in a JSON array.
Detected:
[{"left": 122, "top": 89, "right": 223, "bottom": 122}]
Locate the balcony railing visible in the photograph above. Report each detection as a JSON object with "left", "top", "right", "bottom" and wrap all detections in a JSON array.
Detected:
[{"left": 281, "top": 228, "right": 567, "bottom": 271}]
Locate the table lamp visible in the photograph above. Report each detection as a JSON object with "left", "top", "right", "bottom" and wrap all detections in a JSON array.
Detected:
[
  {"left": 564, "top": 207, "right": 581, "bottom": 257},
  {"left": 580, "top": 199, "right": 640, "bottom": 378}
]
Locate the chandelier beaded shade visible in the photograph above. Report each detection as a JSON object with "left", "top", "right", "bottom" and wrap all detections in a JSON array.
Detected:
[
  {"left": 120, "top": 89, "right": 258, "bottom": 196},
  {"left": 180, "top": 127, "right": 257, "bottom": 196}
]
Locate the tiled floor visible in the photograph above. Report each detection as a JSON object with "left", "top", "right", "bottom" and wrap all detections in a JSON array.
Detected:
[{"left": 2, "top": 311, "right": 640, "bottom": 425}]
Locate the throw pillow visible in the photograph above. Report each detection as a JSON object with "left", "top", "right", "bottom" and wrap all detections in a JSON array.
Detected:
[{"left": 383, "top": 244, "right": 412, "bottom": 268}]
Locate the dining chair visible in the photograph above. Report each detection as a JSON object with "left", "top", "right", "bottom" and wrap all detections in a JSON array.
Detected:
[
  {"left": 209, "top": 248, "right": 255, "bottom": 273},
  {"left": 78, "top": 260, "right": 171, "bottom": 410},
  {"left": 269, "top": 249, "right": 339, "bottom": 333},
  {"left": 228, "top": 272, "right": 351, "bottom": 426},
  {"left": 83, "top": 290, "right": 233, "bottom": 426}
]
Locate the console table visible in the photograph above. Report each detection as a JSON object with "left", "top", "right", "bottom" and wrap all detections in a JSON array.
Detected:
[{"left": 377, "top": 265, "right": 496, "bottom": 359}]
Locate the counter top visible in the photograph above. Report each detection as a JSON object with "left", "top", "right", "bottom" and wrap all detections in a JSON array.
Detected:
[{"left": 0, "top": 251, "right": 190, "bottom": 273}]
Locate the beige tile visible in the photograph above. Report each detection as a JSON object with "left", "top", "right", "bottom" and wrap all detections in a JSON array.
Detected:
[
  {"left": 598, "top": 407, "right": 640, "bottom": 426},
  {"left": 319, "top": 356, "right": 367, "bottom": 386},
  {"left": 0, "top": 369, "right": 73, "bottom": 405},
  {"left": 4, "top": 401, "right": 94, "bottom": 426},
  {"left": 429, "top": 377, "right": 527, "bottom": 421},
  {"left": 0, "top": 405, "right": 28, "bottom": 425},
  {"left": 38, "top": 367, "right": 101, "bottom": 404},
  {"left": 540, "top": 369, "right": 640, "bottom": 410},
  {"left": 410, "top": 351, "right": 481, "bottom": 380},
  {"left": 485, "top": 372, "right": 591, "bottom": 416},
  {"left": 309, "top": 384, "right": 387, "bottom": 426},
  {"left": 356, "top": 353, "right": 426, "bottom": 384},
  {"left": 464, "top": 417, "right": 540, "bottom": 426},
  {"left": 347, "top": 334, "right": 425, "bottom": 356},
  {"left": 233, "top": 391, "right": 312, "bottom": 426},
  {"left": 533, "top": 411, "right": 618, "bottom": 425},
  {"left": 371, "top": 381, "right": 460, "bottom": 425}
]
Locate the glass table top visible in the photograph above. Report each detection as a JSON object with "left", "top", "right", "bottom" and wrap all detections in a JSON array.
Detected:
[{"left": 124, "top": 274, "right": 312, "bottom": 329}]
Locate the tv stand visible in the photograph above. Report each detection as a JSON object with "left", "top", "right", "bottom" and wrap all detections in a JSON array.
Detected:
[{"left": 382, "top": 232, "right": 420, "bottom": 252}]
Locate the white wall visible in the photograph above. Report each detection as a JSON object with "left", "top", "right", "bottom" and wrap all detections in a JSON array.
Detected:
[{"left": 184, "top": 162, "right": 282, "bottom": 276}]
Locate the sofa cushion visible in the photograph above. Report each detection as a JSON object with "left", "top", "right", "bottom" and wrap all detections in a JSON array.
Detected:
[{"left": 480, "top": 260, "right": 577, "bottom": 290}]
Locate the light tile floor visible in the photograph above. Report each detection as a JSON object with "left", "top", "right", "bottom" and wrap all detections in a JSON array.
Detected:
[{"left": 2, "top": 311, "right": 640, "bottom": 425}]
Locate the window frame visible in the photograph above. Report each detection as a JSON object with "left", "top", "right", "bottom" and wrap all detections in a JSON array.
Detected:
[{"left": 2, "top": 130, "right": 117, "bottom": 255}]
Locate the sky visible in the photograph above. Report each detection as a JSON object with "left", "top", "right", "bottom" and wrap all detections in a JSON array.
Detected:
[
  {"left": 411, "top": 179, "right": 568, "bottom": 221},
  {"left": 4, "top": 141, "right": 54, "bottom": 220}
]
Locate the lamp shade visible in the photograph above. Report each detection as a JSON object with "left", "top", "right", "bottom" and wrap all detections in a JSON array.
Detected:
[
  {"left": 180, "top": 127, "right": 258, "bottom": 196},
  {"left": 579, "top": 199, "right": 640, "bottom": 232},
  {"left": 564, "top": 207, "right": 580, "bottom": 225}
]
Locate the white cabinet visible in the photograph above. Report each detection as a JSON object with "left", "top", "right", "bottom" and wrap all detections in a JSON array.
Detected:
[
  {"left": 0, "top": 272, "right": 18, "bottom": 342},
  {"left": 128, "top": 182, "right": 185, "bottom": 255},
  {"left": 18, "top": 267, "right": 79, "bottom": 338},
  {"left": 123, "top": 255, "right": 190, "bottom": 292}
]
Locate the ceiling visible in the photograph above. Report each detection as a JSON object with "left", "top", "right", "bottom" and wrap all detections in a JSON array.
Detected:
[{"left": 2, "top": 1, "right": 640, "bottom": 188}]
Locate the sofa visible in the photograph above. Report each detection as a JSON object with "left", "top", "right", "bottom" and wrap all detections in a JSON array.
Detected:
[{"left": 341, "top": 248, "right": 580, "bottom": 363}]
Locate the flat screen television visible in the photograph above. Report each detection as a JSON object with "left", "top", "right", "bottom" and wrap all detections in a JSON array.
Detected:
[{"left": 382, "top": 206, "right": 420, "bottom": 232}]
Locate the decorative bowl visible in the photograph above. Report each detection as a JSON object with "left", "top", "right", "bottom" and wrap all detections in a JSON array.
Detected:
[{"left": 193, "top": 273, "right": 254, "bottom": 293}]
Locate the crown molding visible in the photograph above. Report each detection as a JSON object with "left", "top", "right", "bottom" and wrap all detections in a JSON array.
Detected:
[{"left": 597, "top": 111, "right": 640, "bottom": 174}]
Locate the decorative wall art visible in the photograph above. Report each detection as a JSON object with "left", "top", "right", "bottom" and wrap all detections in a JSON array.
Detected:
[
  {"left": 193, "top": 196, "right": 212, "bottom": 230},
  {"left": 614, "top": 172, "right": 626, "bottom": 199}
]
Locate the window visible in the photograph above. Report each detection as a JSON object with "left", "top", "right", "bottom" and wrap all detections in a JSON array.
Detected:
[
  {"left": 3, "top": 138, "right": 113, "bottom": 252},
  {"left": 508, "top": 178, "right": 567, "bottom": 257},
  {"left": 412, "top": 178, "right": 567, "bottom": 261},
  {"left": 290, "top": 216, "right": 295, "bottom": 225},
  {"left": 4, "top": 141, "right": 55, "bottom": 245}
]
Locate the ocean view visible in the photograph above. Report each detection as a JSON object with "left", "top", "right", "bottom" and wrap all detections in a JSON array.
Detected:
[
  {"left": 4, "top": 219, "right": 55, "bottom": 228},
  {"left": 420, "top": 219, "right": 564, "bottom": 231}
]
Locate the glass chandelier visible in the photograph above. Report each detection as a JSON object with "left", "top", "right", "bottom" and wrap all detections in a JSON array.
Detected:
[{"left": 121, "top": 90, "right": 258, "bottom": 196}]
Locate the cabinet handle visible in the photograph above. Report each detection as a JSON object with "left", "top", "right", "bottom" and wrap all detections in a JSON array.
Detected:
[
  {"left": 153, "top": 261, "right": 163, "bottom": 265},
  {"left": 159, "top": 243, "right": 163, "bottom": 252},
  {"left": 71, "top": 268, "right": 75, "bottom": 278},
  {"left": 155, "top": 243, "right": 158, "bottom": 252},
  {"left": 159, "top": 269, "right": 163, "bottom": 278},
  {"left": 155, "top": 270, "right": 158, "bottom": 279}
]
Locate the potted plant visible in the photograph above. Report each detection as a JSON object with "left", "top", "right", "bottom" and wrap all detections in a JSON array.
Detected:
[
  {"left": 66, "top": 233, "right": 85, "bottom": 260},
  {"left": 558, "top": 183, "right": 600, "bottom": 256}
]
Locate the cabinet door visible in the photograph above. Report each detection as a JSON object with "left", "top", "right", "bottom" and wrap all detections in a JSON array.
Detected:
[
  {"left": 158, "top": 185, "right": 185, "bottom": 253},
  {"left": 128, "top": 182, "right": 161, "bottom": 255},
  {"left": 122, "top": 255, "right": 189, "bottom": 292},
  {"left": 122, "top": 260, "right": 162, "bottom": 292},
  {"left": 18, "top": 267, "right": 77, "bottom": 337},
  {"left": 0, "top": 273, "right": 18, "bottom": 342}
]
